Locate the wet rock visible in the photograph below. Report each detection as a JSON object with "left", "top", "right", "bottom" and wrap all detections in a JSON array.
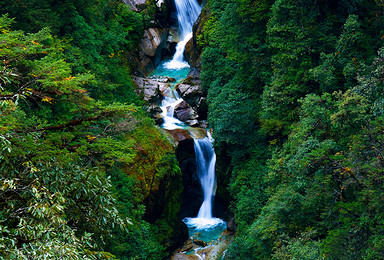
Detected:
[
  {"left": 184, "top": 38, "right": 200, "bottom": 69},
  {"left": 165, "top": 129, "right": 192, "bottom": 143},
  {"left": 188, "top": 127, "right": 207, "bottom": 139},
  {"left": 199, "top": 120, "right": 209, "bottom": 128},
  {"left": 176, "top": 80, "right": 207, "bottom": 121},
  {"left": 168, "top": 27, "right": 181, "bottom": 43},
  {"left": 185, "top": 120, "right": 199, "bottom": 127},
  {"left": 149, "top": 75, "right": 176, "bottom": 83},
  {"left": 174, "top": 101, "right": 199, "bottom": 123},
  {"left": 193, "top": 239, "right": 207, "bottom": 247},
  {"left": 181, "top": 239, "right": 194, "bottom": 252},
  {"left": 168, "top": 77, "right": 177, "bottom": 82},
  {"left": 171, "top": 253, "right": 199, "bottom": 260},
  {"left": 140, "top": 28, "right": 169, "bottom": 66},
  {"left": 133, "top": 77, "right": 169, "bottom": 104}
]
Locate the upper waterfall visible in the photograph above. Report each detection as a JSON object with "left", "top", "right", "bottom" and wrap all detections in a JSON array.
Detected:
[{"left": 163, "top": 0, "right": 201, "bottom": 69}]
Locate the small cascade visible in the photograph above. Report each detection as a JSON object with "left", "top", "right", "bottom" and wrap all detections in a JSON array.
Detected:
[
  {"left": 163, "top": 0, "right": 201, "bottom": 69},
  {"left": 160, "top": 88, "right": 184, "bottom": 130}
]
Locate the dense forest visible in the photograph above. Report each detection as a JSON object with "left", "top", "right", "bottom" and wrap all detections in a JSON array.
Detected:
[
  {"left": 198, "top": 0, "right": 384, "bottom": 259},
  {"left": 1, "top": 0, "right": 384, "bottom": 259},
  {"left": 0, "top": 0, "right": 182, "bottom": 259}
]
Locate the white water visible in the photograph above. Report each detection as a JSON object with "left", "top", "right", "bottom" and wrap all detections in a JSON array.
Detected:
[
  {"left": 157, "top": 0, "right": 225, "bottom": 242},
  {"left": 183, "top": 133, "right": 225, "bottom": 230},
  {"left": 160, "top": 88, "right": 184, "bottom": 130},
  {"left": 163, "top": 0, "right": 201, "bottom": 69},
  {"left": 195, "top": 134, "right": 216, "bottom": 219}
]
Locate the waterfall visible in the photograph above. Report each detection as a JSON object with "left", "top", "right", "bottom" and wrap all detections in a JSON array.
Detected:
[
  {"left": 163, "top": 0, "right": 201, "bottom": 69},
  {"left": 153, "top": 0, "right": 225, "bottom": 235},
  {"left": 183, "top": 132, "right": 224, "bottom": 230},
  {"left": 194, "top": 134, "right": 216, "bottom": 219}
]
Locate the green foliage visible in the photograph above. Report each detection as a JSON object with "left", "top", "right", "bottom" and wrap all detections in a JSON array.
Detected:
[
  {"left": 0, "top": 0, "right": 144, "bottom": 104},
  {"left": 0, "top": 12, "right": 180, "bottom": 259},
  {"left": 198, "top": 0, "right": 384, "bottom": 258}
]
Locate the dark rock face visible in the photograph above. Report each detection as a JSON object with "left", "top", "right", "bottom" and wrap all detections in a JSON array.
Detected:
[{"left": 176, "top": 139, "right": 204, "bottom": 219}]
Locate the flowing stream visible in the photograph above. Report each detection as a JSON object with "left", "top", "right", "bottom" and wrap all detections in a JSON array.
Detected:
[{"left": 151, "top": 0, "right": 227, "bottom": 256}]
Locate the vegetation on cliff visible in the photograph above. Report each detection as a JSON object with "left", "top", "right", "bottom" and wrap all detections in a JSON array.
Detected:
[
  {"left": 0, "top": 1, "right": 181, "bottom": 258},
  {"left": 198, "top": 0, "right": 384, "bottom": 258},
  {"left": 3, "top": 0, "right": 384, "bottom": 259}
]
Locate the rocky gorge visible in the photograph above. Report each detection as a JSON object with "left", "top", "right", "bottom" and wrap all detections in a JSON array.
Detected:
[{"left": 122, "top": 0, "right": 234, "bottom": 257}]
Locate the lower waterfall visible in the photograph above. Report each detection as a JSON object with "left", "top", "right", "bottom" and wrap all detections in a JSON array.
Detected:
[
  {"left": 195, "top": 134, "right": 216, "bottom": 219},
  {"left": 182, "top": 134, "right": 225, "bottom": 237}
]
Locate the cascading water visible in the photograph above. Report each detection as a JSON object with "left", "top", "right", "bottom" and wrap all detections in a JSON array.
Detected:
[
  {"left": 194, "top": 135, "right": 216, "bottom": 219},
  {"left": 151, "top": 0, "right": 227, "bottom": 253},
  {"left": 183, "top": 133, "right": 225, "bottom": 233},
  {"left": 163, "top": 0, "right": 201, "bottom": 69},
  {"left": 160, "top": 87, "right": 184, "bottom": 130}
]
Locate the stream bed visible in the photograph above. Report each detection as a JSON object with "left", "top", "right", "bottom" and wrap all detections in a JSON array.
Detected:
[{"left": 150, "top": 62, "right": 231, "bottom": 259}]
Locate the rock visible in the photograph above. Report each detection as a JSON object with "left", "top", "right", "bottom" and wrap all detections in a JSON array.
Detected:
[
  {"left": 188, "top": 127, "right": 207, "bottom": 139},
  {"left": 227, "top": 217, "right": 237, "bottom": 232},
  {"left": 165, "top": 129, "right": 192, "bottom": 142},
  {"left": 147, "top": 104, "right": 162, "bottom": 114},
  {"left": 133, "top": 77, "right": 169, "bottom": 104},
  {"left": 193, "top": 239, "right": 207, "bottom": 247},
  {"left": 122, "top": 0, "right": 146, "bottom": 11},
  {"left": 181, "top": 239, "right": 194, "bottom": 252},
  {"left": 149, "top": 75, "right": 176, "bottom": 83},
  {"left": 185, "top": 120, "right": 199, "bottom": 127},
  {"left": 155, "top": 116, "right": 164, "bottom": 125},
  {"left": 133, "top": 77, "right": 160, "bottom": 103},
  {"left": 171, "top": 253, "right": 199, "bottom": 260},
  {"left": 177, "top": 83, "right": 202, "bottom": 102},
  {"left": 168, "top": 27, "right": 181, "bottom": 43},
  {"left": 140, "top": 28, "right": 169, "bottom": 66},
  {"left": 184, "top": 38, "right": 200, "bottom": 69},
  {"left": 176, "top": 80, "right": 207, "bottom": 121},
  {"left": 199, "top": 120, "right": 209, "bottom": 128},
  {"left": 174, "top": 101, "right": 199, "bottom": 123}
]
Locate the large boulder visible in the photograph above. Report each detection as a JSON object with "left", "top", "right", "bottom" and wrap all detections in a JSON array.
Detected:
[
  {"left": 165, "top": 129, "right": 193, "bottom": 144},
  {"left": 174, "top": 100, "right": 199, "bottom": 126},
  {"left": 133, "top": 77, "right": 168, "bottom": 104},
  {"left": 140, "top": 28, "right": 169, "bottom": 68},
  {"left": 184, "top": 37, "right": 200, "bottom": 70},
  {"left": 133, "top": 77, "right": 170, "bottom": 123},
  {"left": 176, "top": 78, "right": 207, "bottom": 121}
]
